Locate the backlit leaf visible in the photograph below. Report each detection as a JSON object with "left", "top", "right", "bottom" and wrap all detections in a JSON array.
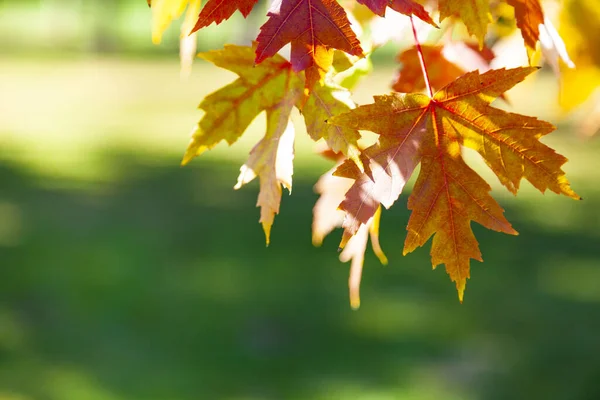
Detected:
[
  {"left": 150, "top": 0, "right": 195, "bottom": 44},
  {"left": 302, "top": 82, "right": 362, "bottom": 169},
  {"left": 313, "top": 161, "right": 387, "bottom": 309},
  {"left": 506, "top": 0, "right": 543, "bottom": 51},
  {"left": 438, "top": 0, "right": 490, "bottom": 47},
  {"left": 182, "top": 45, "right": 303, "bottom": 163},
  {"left": 190, "top": 0, "right": 259, "bottom": 33},
  {"left": 356, "top": 0, "right": 437, "bottom": 27},
  {"left": 329, "top": 67, "right": 579, "bottom": 301},
  {"left": 255, "top": 0, "right": 364, "bottom": 75},
  {"left": 235, "top": 120, "right": 296, "bottom": 245},
  {"left": 181, "top": 45, "right": 303, "bottom": 243}
]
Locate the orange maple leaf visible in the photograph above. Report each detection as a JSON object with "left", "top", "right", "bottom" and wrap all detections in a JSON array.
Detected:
[
  {"left": 392, "top": 43, "right": 503, "bottom": 99},
  {"left": 506, "top": 0, "right": 544, "bottom": 51},
  {"left": 329, "top": 67, "right": 580, "bottom": 301},
  {"left": 255, "top": 0, "right": 364, "bottom": 78},
  {"left": 356, "top": 0, "right": 438, "bottom": 27},
  {"left": 392, "top": 44, "right": 492, "bottom": 93}
]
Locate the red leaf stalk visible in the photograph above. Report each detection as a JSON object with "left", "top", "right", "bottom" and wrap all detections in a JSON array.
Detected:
[{"left": 410, "top": 16, "right": 433, "bottom": 98}]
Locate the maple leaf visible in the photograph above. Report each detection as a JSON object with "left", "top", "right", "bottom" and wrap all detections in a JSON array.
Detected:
[
  {"left": 148, "top": 0, "right": 202, "bottom": 75},
  {"left": 329, "top": 67, "right": 579, "bottom": 301},
  {"left": 190, "top": 0, "right": 259, "bottom": 33},
  {"left": 438, "top": 0, "right": 490, "bottom": 47},
  {"left": 302, "top": 81, "right": 363, "bottom": 169},
  {"left": 393, "top": 45, "right": 462, "bottom": 93},
  {"left": 235, "top": 119, "right": 296, "bottom": 245},
  {"left": 150, "top": 0, "right": 198, "bottom": 44},
  {"left": 255, "top": 0, "right": 364, "bottom": 78},
  {"left": 181, "top": 45, "right": 303, "bottom": 243},
  {"left": 313, "top": 161, "right": 387, "bottom": 309},
  {"left": 356, "top": 0, "right": 437, "bottom": 27},
  {"left": 506, "top": 0, "right": 543, "bottom": 51},
  {"left": 392, "top": 43, "right": 505, "bottom": 100},
  {"left": 181, "top": 45, "right": 303, "bottom": 162},
  {"left": 331, "top": 50, "right": 372, "bottom": 91}
]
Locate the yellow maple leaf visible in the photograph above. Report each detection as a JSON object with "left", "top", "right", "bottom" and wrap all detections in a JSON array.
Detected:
[
  {"left": 150, "top": 0, "right": 201, "bottom": 44},
  {"left": 438, "top": 0, "right": 490, "bottom": 47},
  {"left": 181, "top": 45, "right": 303, "bottom": 243},
  {"left": 302, "top": 82, "right": 363, "bottom": 170},
  {"left": 235, "top": 119, "right": 295, "bottom": 245},
  {"left": 181, "top": 45, "right": 303, "bottom": 163}
]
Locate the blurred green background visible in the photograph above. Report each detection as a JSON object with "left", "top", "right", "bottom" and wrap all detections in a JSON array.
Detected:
[{"left": 1, "top": 1, "right": 600, "bottom": 399}]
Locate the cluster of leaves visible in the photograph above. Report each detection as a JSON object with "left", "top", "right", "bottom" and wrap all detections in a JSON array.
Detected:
[{"left": 147, "top": 0, "right": 595, "bottom": 306}]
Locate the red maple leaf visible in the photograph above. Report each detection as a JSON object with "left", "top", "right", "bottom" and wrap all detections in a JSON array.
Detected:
[
  {"left": 357, "top": 0, "right": 437, "bottom": 26},
  {"left": 190, "top": 0, "right": 259, "bottom": 33},
  {"left": 255, "top": 0, "right": 364, "bottom": 73}
]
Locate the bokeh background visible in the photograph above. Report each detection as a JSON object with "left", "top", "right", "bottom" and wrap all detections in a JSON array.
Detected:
[{"left": 1, "top": 1, "right": 600, "bottom": 399}]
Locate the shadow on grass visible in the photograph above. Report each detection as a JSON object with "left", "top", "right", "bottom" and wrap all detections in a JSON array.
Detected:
[{"left": 0, "top": 151, "right": 599, "bottom": 400}]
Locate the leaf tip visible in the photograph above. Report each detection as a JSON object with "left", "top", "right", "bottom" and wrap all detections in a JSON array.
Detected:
[
  {"left": 456, "top": 279, "right": 466, "bottom": 303},
  {"left": 180, "top": 153, "right": 193, "bottom": 166},
  {"left": 263, "top": 224, "right": 272, "bottom": 247},
  {"left": 338, "top": 230, "right": 352, "bottom": 252}
]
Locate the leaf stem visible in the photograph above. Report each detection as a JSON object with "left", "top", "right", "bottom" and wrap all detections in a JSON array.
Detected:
[{"left": 410, "top": 16, "right": 433, "bottom": 98}]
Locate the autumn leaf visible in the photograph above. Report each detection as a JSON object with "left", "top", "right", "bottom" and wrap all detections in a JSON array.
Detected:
[
  {"left": 181, "top": 45, "right": 303, "bottom": 242},
  {"left": 329, "top": 67, "right": 579, "bottom": 301},
  {"left": 393, "top": 45, "right": 463, "bottom": 93},
  {"left": 302, "top": 81, "right": 363, "bottom": 169},
  {"left": 304, "top": 47, "right": 335, "bottom": 92},
  {"left": 181, "top": 45, "right": 303, "bottom": 162},
  {"left": 148, "top": 0, "right": 202, "bottom": 75},
  {"left": 438, "top": 0, "right": 490, "bottom": 47},
  {"left": 150, "top": 0, "right": 198, "bottom": 44},
  {"left": 190, "top": 0, "right": 259, "bottom": 33},
  {"left": 235, "top": 119, "right": 296, "bottom": 245},
  {"left": 331, "top": 51, "right": 372, "bottom": 91},
  {"left": 392, "top": 43, "right": 494, "bottom": 93},
  {"left": 356, "top": 0, "right": 437, "bottom": 27},
  {"left": 255, "top": 0, "right": 364, "bottom": 77},
  {"left": 393, "top": 43, "right": 504, "bottom": 100},
  {"left": 340, "top": 206, "right": 386, "bottom": 309},
  {"left": 506, "top": 0, "right": 543, "bottom": 51},
  {"left": 313, "top": 161, "right": 387, "bottom": 309}
]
